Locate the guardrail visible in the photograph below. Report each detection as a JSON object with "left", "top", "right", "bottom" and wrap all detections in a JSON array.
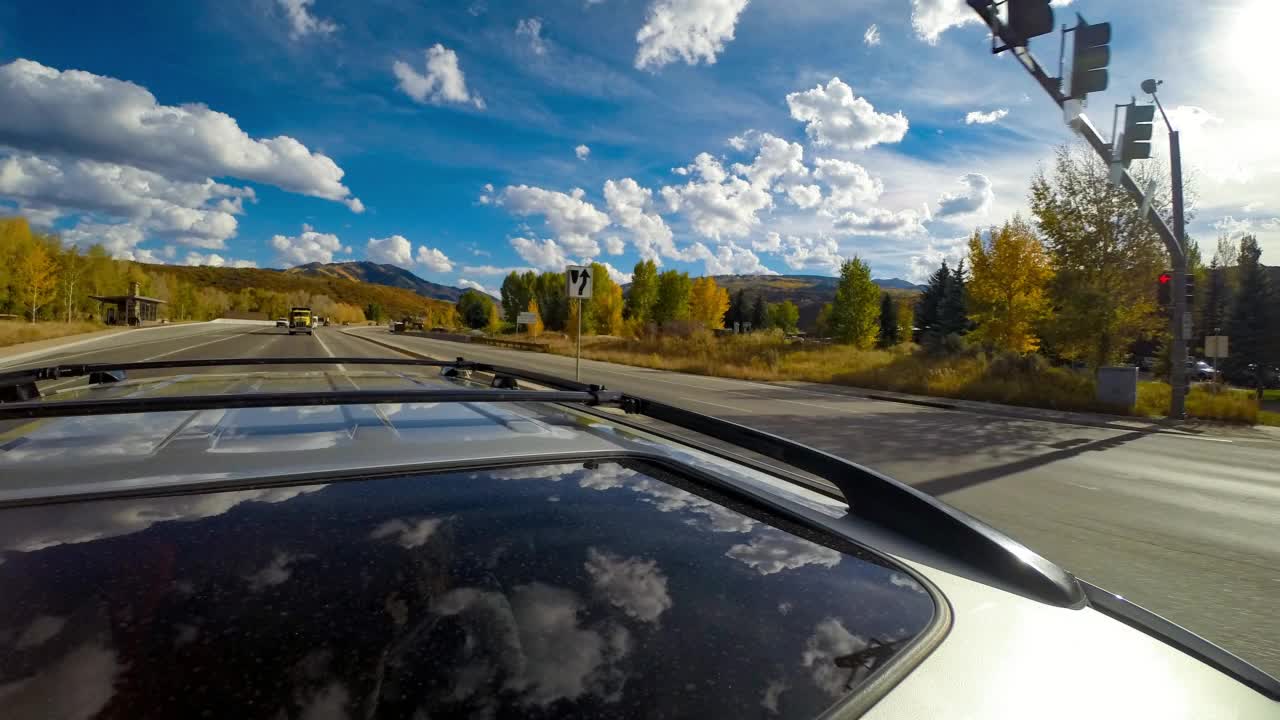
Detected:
[
  {"left": 472, "top": 336, "right": 549, "bottom": 353},
  {"left": 384, "top": 329, "right": 549, "bottom": 353}
]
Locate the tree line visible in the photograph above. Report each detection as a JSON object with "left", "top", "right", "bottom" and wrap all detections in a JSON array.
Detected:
[
  {"left": 0, "top": 216, "right": 454, "bottom": 326},
  {"left": 492, "top": 260, "right": 805, "bottom": 336},
  {"left": 492, "top": 143, "right": 1276, "bottom": 389}
]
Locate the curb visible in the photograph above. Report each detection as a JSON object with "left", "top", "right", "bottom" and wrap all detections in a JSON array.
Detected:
[
  {"left": 341, "top": 329, "right": 440, "bottom": 361},
  {"left": 864, "top": 393, "right": 957, "bottom": 410}
]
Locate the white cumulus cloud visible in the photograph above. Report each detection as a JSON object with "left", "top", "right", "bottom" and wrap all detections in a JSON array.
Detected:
[
  {"left": 730, "top": 132, "right": 809, "bottom": 190},
  {"left": 270, "top": 226, "right": 343, "bottom": 266},
  {"left": 278, "top": 0, "right": 337, "bottom": 39},
  {"left": 935, "top": 172, "right": 993, "bottom": 217},
  {"left": 634, "top": 0, "right": 750, "bottom": 70},
  {"left": 726, "top": 530, "right": 842, "bottom": 575},
  {"left": 660, "top": 153, "right": 772, "bottom": 240},
  {"left": 0, "top": 59, "right": 362, "bottom": 210},
  {"left": 584, "top": 548, "right": 672, "bottom": 623},
  {"left": 776, "top": 235, "right": 844, "bottom": 274},
  {"left": 458, "top": 278, "right": 495, "bottom": 295},
  {"left": 393, "top": 44, "right": 485, "bottom": 109},
  {"left": 0, "top": 153, "right": 251, "bottom": 250},
  {"left": 365, "top": 234, "right": 413, "bottom": 266},
  {"left": 500, "top": 185, "right": 610, "bottom": 257},
  {"left": 603, "top": 235, "right": 625, "bottom": 254},
  {"left": 910, "top": 0, "right": 981, "bottom": 44},
  {"left": 965, "top": 108, "right": 1008, "bottom": 125},
  {"left": 511, "top": 236, "right": 570, "bottom": 271},
  {"left": 416, "top": 245, "right": 454, "bottom": 272},
  {"left": 688, "top": 241, "right": 775, "bottom": 275},
  {"left": 604, "top": 177, "right": 682, "bottom": 264},
  {"left": 813, "top": 157, "right": 883, "bottom": 210},
  {"left": 802, "top": 618, "right": 869, "bottom": 696},
  {"left": 786, "top": 77, "right": 908, "bottom": 151},
  {"left": 785, "top": 183, "right": 822, "bottom": 209},
  {"left": 834, "top": 207, "right": 928, "bottom": 236},
  {"left": 863, "top": 24, "right": 881, "bottom": 46},
  {"left": 575, "top": 144, "right": 591, "bottom": 160}
]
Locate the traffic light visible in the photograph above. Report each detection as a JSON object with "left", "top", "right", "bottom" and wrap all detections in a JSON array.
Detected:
[
  {"left": 1158, "top": 271, "right": 1172, "bottom": 308},
  {"left": 1184, "top": 272, "right": 1195, "bottom": 308},
  {"left": 1007, "top": 0, "right": 1054, "bottom": 45},
  {"left": 1121, "top": 103, "right": 1156, "bottom": 163},
  {"left": 1069, "top": 15, "right": 1110, "bottom": 99}
]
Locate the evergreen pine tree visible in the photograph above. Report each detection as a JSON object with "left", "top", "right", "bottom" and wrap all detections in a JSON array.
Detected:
[
  {"left": 750, "top": 294, "right": 768, "bottom": 329},
  {"left": 878, "top": 293, "right": 899, "bottom": 347}
]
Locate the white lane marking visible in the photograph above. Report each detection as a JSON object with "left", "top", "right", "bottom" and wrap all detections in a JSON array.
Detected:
[
  {"left": 313, "top": 330, "right": 347, "bottom": 372},
  {"left": 0, "top": 321, "right": 221, "bottom": 369},
  {"left": 42, "top": 326, "right": 264, "bottom": 392},
  {"left": 1, "top": 324, "right": 228, "bottom": 368},
  {"left": 1153, "top": 433, "right": 1233, "bottom": 444},
  {"left": 1068, "top": 481, "right": 1101, "bottom": 491}
]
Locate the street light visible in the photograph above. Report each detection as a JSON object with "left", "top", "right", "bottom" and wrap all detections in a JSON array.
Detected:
[{"left": 1141, "top": 77, "right": 1189, "bottom": 420}]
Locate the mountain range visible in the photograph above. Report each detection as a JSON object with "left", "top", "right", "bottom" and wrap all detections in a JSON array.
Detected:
[
  {"left": 285, "top": 261, "right": 467, "bottom": 302},
  {"left": 709, "top": 274, "right": 923, "bottom": 328}
]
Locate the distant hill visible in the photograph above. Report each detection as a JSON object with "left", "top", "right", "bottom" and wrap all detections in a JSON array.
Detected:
[
  {"left": 141, "top": 263, "right": 455, "bottom": 321},
  {"left": 286, "top": 261, "right": 466, "bottom": 302},
  {"left": 709, "top": 274, "right": 923, "bottom": 330}
]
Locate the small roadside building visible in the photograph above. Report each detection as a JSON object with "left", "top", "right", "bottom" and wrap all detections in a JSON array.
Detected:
[{"left": 90, "top": 282, "right": 166, "bottom": 326}]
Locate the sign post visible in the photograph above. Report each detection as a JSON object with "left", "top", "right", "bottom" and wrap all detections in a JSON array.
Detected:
[
  {"left": 1205, "top": 335, "right": 1228, "bottom": 386},
  {"left": 516, "top": 311, "right": 537, "bottom": 335},
  {"left": 566, "top": 265, "right": 593, "bottom": 381}
]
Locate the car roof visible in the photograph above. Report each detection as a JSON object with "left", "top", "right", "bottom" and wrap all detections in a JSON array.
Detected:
[
  {"left": 0, "top": 457, "right": 940, "bottom": 718},
  {"left": 2, "top": 362, "right": 1278, "bottom": 710}
]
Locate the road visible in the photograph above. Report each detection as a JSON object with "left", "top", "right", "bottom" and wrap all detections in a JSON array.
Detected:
[{"left": 4, "top": 322, "right": 1279, "bottom": 678}]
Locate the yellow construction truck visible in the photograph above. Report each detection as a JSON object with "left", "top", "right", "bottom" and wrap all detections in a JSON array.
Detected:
[{"left": 288, "top": 307, "right": 313, "bottom": 335}]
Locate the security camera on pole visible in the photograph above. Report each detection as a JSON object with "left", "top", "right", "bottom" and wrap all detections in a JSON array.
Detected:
[{"left": 566, "top": 265, "right": 593, "bottom": 381}]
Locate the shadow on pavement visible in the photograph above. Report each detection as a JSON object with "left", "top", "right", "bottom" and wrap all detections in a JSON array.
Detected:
[{"left": 911, "top": 430, "right": 1148, "bottom": 496}]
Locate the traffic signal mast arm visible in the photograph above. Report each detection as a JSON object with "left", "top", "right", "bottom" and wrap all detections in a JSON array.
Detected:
[{"left": 971, "top": 6, "right": 1183, "bottom": 263}]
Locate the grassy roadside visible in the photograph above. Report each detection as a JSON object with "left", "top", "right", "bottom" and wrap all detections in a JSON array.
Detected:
[
  {"left": 498, "top": 330, "right": 1264, "bottom": 424},
  {"left": 0, "top": 320, "right": 110, "bottom": 349}
]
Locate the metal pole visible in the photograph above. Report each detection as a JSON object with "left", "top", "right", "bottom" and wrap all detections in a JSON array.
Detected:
[
  {"left": 1169, "top": 129, "right": 1188, "bottom": 419},
  {"left": 575, "top": 297, "right": 582, "bottom": 382}
]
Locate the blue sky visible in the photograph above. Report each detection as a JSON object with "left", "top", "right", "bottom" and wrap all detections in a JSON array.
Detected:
[{"left": 0, "top": 0, "right": 1275, "bottom": 293}]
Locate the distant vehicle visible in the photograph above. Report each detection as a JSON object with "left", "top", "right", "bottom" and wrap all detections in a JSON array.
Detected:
[
  {"left": 430, "top": 326, "right": 448, "bottom": 333},
  {"left": 275, "top": 318, "right": 287, "bottom": 328},
  {"left": 1187, "top": 359, "right": 1215, "bottom": 382},
  {"left": 0, "top": 356, "right": 1275, "bottom": 715},
  {"left": 288, "top": 307, "right": 313, "bottom": 335}
]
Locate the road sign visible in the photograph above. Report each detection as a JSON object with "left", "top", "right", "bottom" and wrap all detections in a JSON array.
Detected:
[
  {"left": 517, "top": 311, "right": 538, "bottom": 325},
  {"left": 1205, "top": 335, "right": 1228, "bottom": 359},
  {"left": 567, "top": 265, "right": 593, "bottom": 299}
]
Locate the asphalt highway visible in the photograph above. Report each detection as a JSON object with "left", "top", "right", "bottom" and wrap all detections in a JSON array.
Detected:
[{"left": 4, "top": 321, "right": 1279, "bottom": 678}]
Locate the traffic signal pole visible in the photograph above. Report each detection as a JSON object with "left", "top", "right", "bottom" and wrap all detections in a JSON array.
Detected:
[
  {"left": 1168, "top": 128, "right": 1188, "bottom": 419},
  {"left": 972, "top": 9, "right": 1189, "bottom": 419}
]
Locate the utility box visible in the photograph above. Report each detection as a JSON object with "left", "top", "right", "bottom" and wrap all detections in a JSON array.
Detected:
[{"left": 1097, "top": 366, "right": 1138, "bottom": 409}]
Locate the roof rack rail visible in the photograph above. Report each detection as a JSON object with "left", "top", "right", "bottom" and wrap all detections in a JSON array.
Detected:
[{"left": 0, "top": 354, "right": 1084, "bottom": 609}]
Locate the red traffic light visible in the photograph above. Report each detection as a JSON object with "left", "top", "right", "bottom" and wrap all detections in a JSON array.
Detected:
[{"left": 1158, "top": 273, "right": 1172, "bottom": 284}]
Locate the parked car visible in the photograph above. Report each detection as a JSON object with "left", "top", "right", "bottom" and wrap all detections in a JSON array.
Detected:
[
  {"left": 0, "top": 357, "right": 1275, "bottom": 717},
  {"left": 1187, "top": 359, "right": 1216, "bottom": 381},
  {"left": 275, "top": 318, "right": 287, "bottom": 328}
]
